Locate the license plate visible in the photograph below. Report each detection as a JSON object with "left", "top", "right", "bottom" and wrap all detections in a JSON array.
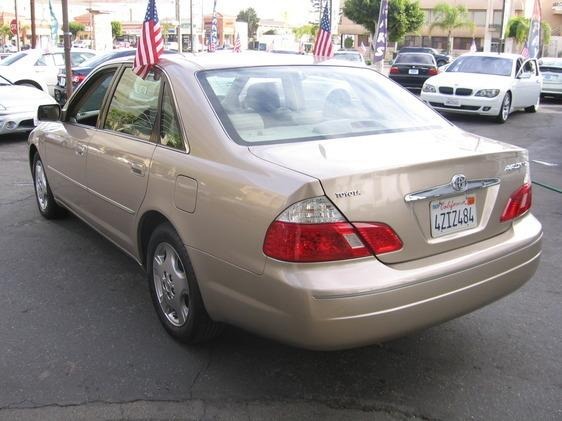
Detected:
[
  {"left": 408, "top": 69, "right": 419, "bottom": 75},
  {"left": 444, "top": 98, "right": 461, "bottom": 107},
  {"left": 430, "top": 194, "right": 477, "bottom": 238},
  {"left": 59, "top": 77, "right": 65, "bottom": 87},
  {"left": 544, "top": 74, "right": 557, "bottom": 80}
]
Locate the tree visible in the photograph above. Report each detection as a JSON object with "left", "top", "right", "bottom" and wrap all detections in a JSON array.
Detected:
[
  {"left": 505, "top": 16, "right": 551, "bottom": 48},
  {"left": 111, "top": 21, "right": 123, "bottom": 39},
  {"left": 0, "top": 24, "right": 12, "bottom": 47},
  {"left": 343, "top": 0, "right": 424, "bottom": 43},
  {"left": 161, "top": 22, "right": 173, "bottom": 40},
  {"left": 429, "top": 3, "right": 474, "bottom": 54},
  {"left": 237, "top": 8, "right": 259, "bottom": 40},
  {"left": 293, "top": 24, "right": 318, "bottom": 40},
  {"left": 69, "top": 22, "right": 85, "bottom": 41}
]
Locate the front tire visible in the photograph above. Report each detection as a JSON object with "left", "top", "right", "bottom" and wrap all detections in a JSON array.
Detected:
[
  {"left": 147, "top": 223, "right": 222, "bottom": 343},
  {"left": 496, "top": 92, "right": 511, "bottom": 124},
  {"left": 32, "top": 154, "right": 65, "bottom": 219}
]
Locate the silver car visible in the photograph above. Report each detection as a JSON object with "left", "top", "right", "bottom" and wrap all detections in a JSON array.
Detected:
[
  {"left": 539, "top": 57, "right": 562, "bottom": 98},
  {"left": 28, "top": 54, "right": 542, "bottom": 350}
]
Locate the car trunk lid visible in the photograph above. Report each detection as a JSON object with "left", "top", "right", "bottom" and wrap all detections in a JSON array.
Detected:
[{"left": 249, "top": 127, "right": 530, "bottom": 264}]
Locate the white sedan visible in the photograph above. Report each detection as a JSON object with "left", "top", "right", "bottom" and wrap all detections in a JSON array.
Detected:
[
  {"left": 0, "top": 48, "right": 96, "bottom": 96},
  {"left": 421, "top": 53, "right": 542, "bottom": 123},
  {"left": 0, "top": 75, "right": 57, "bottom": 136}
]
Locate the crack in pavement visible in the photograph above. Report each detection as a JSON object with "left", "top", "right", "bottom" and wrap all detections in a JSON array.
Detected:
[
  {"left": 0, "top": 397, "right": 440, "bottom": 420},
  {"left": 189, "top": 343, "right": 216, "bottom": 400},
  {"left": 0, "top": 193, "right": 35, "bottom": 207}
]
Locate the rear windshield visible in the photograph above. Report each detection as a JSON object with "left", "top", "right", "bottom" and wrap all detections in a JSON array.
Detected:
[
  {"left": 0, "top": 52, "right": 27, "bottom": 66},
  {"left": 197, "top": 66, "right": 448, "bottom": 145},
  {"left": 333, "top": 53, "right": 362, "bottom": 62},
  {"left": 446, "top": 56, "right": 513, "bottom": 76},
  {"left": 395, "top": 54, "right": 434, "bottom": 64},
  {"left": 540, "top": 60, "right": 562, "bottom": 73}
]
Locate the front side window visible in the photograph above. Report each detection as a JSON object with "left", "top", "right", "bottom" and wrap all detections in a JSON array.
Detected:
[
  {"left": 522, "top": 60, "right": 537, "bottom": 76},
  {"left": 104, "top": 68, "right": 162, "bottom": 141},
  {"left": 53, "top": 53, "right": 65, "bottom": 66},
  {"left": 160, "top": 84, "right": 184, "bottom": 151},
  {"left": 67, "top": 69, "right": 117, "bottom": 127},
  {"left": 198, "top": 66, "right": 449, "bottom": 145}
]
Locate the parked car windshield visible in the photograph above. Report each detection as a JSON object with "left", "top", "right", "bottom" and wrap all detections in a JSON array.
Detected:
[
  {"left": 0, "top": 52, "right": 27, "bottom": 66},
  {"left": 395, "top": 53, "right": 434, "bottom": 64},
  {"left": 333, "top": 52, "right": 362, "bottom": 62},
  {"left": 446, "top": 56, "right": 513, "bottom": 76},
  {"left": 198, "top": 66, "right": 449, "bottom": 145}
]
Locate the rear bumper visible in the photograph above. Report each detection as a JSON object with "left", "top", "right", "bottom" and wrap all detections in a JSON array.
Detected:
[
  {"left": 541, "top": 83, "right": 562, "bottom": 96},
  {"left": 389, "top": 75, "right": 430, "bottom": 90},
  {"left": 192, "top": 214, "right": 542, "bottom": 350}
]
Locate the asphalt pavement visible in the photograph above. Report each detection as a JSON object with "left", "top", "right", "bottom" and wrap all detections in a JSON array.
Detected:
[{"left": 0, "top": 100, "right": 561, "bottom": 420}]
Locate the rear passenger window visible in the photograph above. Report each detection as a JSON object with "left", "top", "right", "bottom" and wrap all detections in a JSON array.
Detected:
[
  {"left": 104, "top": 68, "right": 162, "bottom": 141},
  {"left": 160, "top": 84, "right": 184, "bottom": 151}
]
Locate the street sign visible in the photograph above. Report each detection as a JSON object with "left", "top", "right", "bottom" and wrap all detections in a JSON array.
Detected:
[{"left": 10, "top": 19, "right": 18, "bottom": 35}]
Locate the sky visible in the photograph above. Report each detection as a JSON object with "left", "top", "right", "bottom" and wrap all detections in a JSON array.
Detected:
[{"left": 2, "top": 0, "right": 320, "bottom": 26}]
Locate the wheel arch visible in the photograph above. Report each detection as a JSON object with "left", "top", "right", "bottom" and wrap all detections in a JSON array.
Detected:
[
  {"left": 137, "top": 210, "right": 183, "bottom": 269},
  {"left": 29, "top": 144, "right": 38, "bottom": 172},
  {"left": 15, "top": 79, "right": 43, "bottom": 90}
]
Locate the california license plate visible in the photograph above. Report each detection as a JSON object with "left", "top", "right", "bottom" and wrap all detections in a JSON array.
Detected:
[
  {"left": 430, "top": 194, "right": 477, "bottom": 238},
  {"left": 444, "top": 98, "right": 461, "bottom": 107},
  {"left": 408, "top": 69, "right": 419, "bottom": 75}
]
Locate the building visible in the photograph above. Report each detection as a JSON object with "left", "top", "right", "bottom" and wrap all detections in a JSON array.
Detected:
[{"left": 339, "top": 0, "right": 561, "bottom": 57}]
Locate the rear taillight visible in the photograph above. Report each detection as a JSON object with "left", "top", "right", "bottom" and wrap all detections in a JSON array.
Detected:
[
  {"left": 263, "top": 197, "right": 402, "bottom": 262},
  {"left": 389, "top": 66, "right": 399, "bottom": 74},
  {"left": 500, "top": 183, "right": 532, "bottom": 222},
  {"left": 353, "top": 223, "right": 403, "bottom": 254},
  {"left": 428, "top": 67, "right": 438, "bottom": 76},
  {"left": 71, "top": 73, "right": 86, "bottom": 84}
]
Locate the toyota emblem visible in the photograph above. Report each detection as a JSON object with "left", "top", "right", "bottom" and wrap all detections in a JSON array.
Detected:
[{"left": 451, "top": 174, "right": 467, "bottom": 192}]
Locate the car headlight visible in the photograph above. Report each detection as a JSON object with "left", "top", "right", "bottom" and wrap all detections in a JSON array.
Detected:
[
  {"left": 474, "top": 89, "right": 500, "bottom": 98},
  {"left": 422, "top": 84, "right": 436, "bottom": 93}
]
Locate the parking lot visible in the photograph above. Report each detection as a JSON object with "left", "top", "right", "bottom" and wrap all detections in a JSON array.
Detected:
[{"left": 0, "top": 100, "right": 561, "bottom": 420}]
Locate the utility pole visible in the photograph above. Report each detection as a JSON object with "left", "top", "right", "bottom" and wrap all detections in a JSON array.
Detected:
[
  {"left": 190, "top": 0, "right": 193, "bottom": 52},
  {"left": 176, "top": 0, "right": 182, "bottom": 53},
  {"left": 30, "top": 0, "right": 36, "bottom": 48},
  {"left": 14, "top": 0, "right": 20, "bottom": 51},
  {"left": 61, "top": 0, "right": 73, "bottom": 99}
]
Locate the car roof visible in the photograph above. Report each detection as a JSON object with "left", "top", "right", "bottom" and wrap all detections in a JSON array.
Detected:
[
  {"left": 105, "top": 52, "right": 368, "bottom": 71},
  {"left": 457, "top": 52, "right": 523, "bottom": 60}
]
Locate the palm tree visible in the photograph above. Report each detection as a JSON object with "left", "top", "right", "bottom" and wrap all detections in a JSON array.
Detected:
[
  {"left": 0, "top": 24, "right": 12, "bottom": 48},
  {"left": 429, "top": 4, "right": 474, "bottom": 54},
  {"left": 505, "top": 16, "right": 551, "bottom": 51}
]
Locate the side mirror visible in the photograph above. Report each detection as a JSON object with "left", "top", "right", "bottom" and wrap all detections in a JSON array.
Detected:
[{"left": 37, "top": 104, "right": 61, "bottom": 122}]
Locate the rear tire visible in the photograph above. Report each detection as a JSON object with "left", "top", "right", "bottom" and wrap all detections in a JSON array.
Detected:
[
  {"left": 147, "top": 223, "right": 222, "bottom": 343},
  {"left": 495, "top": 92, "right": 511, "bottom": 124},
  {"left": 32, "top": 153, "right": 65, "bottom": 219}
]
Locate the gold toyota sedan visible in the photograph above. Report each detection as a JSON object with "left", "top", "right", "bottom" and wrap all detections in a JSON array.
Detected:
[{"left": 28, "top": 54, "right": 542, "bottom": 350}]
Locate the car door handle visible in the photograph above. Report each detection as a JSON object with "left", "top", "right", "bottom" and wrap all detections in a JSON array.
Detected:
[
  {"left": 130, "top": 162, "right": 146, "bottom": 176},
  {"left": 75, "top": 143, "right": 86, "bottom": 156}
]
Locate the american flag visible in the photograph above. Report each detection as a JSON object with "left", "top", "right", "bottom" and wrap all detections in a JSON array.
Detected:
[
  {"left": 313, "top": 5, "right": 333, "bottom": 59},
  {"left": 133, "top": 0, "right": 164, "bottom": 78},
  {"left": 234, "top": 33, "right": 241, "bottom": 53}
]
